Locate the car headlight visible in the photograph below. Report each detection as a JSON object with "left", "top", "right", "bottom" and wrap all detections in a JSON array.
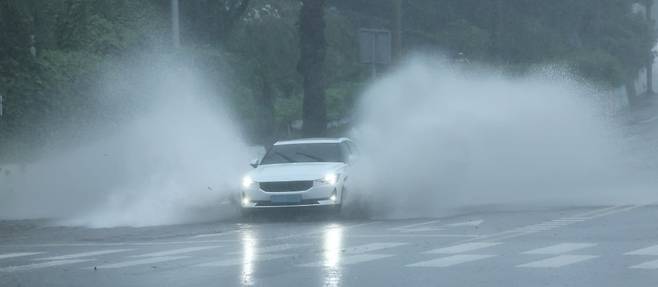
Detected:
[
  {"left": 242, "top": 176, "right": 254, "bottom": 189},
  {"left": 317, "top": 173, "right": 338, "bottom": 186}
]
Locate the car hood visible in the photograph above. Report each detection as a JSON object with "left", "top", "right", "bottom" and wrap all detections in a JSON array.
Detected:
[{"left": 249, "top": 162, "right": 345, "bottom": 182}]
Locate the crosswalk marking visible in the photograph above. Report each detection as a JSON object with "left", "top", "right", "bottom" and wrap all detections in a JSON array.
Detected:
[
  {"left": 299, "top": 242, "right": 405, "bottom": 267},
  {"left": 391, "top": 220, "right": 444, "bottom": 232},
  {"left": 407, "top": 254, "right": 495, "bottom": 267},
  {"left": 630, "top": 259, "right": 658, "bottom": 269},
  {"left": 625, "top": 245, "right": 658, "bottom": 256},
  {"left": 0, "top": 259, "right": 93, "bottom": 272},
  {"left": 197, "top": 254, "right": 290, "bottom": 267},
  {"left": 93, "top": 256, "right": 188, "bottom": 269},
  {"left": 523, "top": 243, "right": 596, "bottom": 255},
  {"left": 344, "top": 242, "right": 407, "bottom": 254},
  {"left": 228, "top": 243, "right": 308, "bottom": 255},
  {"left": 132, "top": 246, "right": 220, "bottom": 258},
  {"left": 300, "top": 254, "right": 394, "bottom": 267},
  {"left": 36, "top": 249, "right": 132, "bottom": 261},
  {"left": 0, "top": 252, "right": 43, "bottom": 260},
  {"left": 517, "top": 255, "right": 597, "bottom": 268},
  {"left": 426, "top": 242, "right": 500, "bottom": 254}
]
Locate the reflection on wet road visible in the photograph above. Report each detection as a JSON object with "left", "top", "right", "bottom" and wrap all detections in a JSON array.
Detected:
[{"left": 2, "top": 205, "right": 658, "bottom": 287}]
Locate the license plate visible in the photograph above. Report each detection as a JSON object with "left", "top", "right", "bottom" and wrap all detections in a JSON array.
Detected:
[{"left": 271, "top": 194, "right": 302, "bottom": 204}]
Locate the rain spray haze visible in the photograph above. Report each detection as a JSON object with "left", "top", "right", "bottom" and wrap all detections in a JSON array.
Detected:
[
  {"left": 348, "top": 57, "right": 658, "bottom": 219},
  {"left": 0, "top": 55, "right": 251, "bottom": 227}
]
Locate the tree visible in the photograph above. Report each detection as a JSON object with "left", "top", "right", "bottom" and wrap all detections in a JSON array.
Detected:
[{"left": 298, "top": 0, "right": 327, "bottom": 137}]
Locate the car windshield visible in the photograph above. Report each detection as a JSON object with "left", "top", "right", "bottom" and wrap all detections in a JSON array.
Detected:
[{"left": 260, "top": 143, "right": 344, "bottom": 164}]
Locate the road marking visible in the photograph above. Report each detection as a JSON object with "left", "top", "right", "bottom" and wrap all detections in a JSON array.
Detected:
[
  {"left": 92, "top": 256, "right": 188, "bottom": 269},
  {"left": 228, "top": 243, "right": 308, "bottom": 255},
  {"left": 298, "top": 242, "right": 406, "bottom": 267},
  {"left": 407, "top": 254, "right": 495, "bottom": 267},
  {"left": 390, "top": 220, "right": 444, "bottom": 232},
  {"left": 0, "top": 252, "right": 43, "bottom": 260},
  {"left": 191, "top": 230, "right": 239, "bottom": 239},
  {"left": 0, "top": 259, "right": 93, "bottom": 272},
  {"left": 426, "top": 242, "right": 501, "bottom": 254},
  {"left": 523, "top": 243, "right": 596, "bottom": 255},
  {"left": 300, "top": 254, "right": 394, "bottom": 267},
  {"left": 625, "top": 245, "right": 658, "bottom": 256},
  {"left": 197, "top": 254, "right": 290, "bottom": 267},
  {"left": 392, "top": 220, "right": 441, "bottom": 230},
  {"left": 517, "top": 255, "right": 598, "bottom": 268},
  {"left": 132, "top": 246, "right": 220, "bottom": 258},
  {"left": 36, "top": 249, "right": 132, "bottom": 261},
  {"left": 349, "top": 234, "right": 479, "bottom": 238},
  {"left": 272, "top": 221, "right": 378, "bottom": 241},
  {"left": 446, "top": 220, "right": 483, "bottom": 227},
  {"left": 630, "top": 259, "right": 658, "bottom": 269},
  {"left": 551, "top": 219, "right": 585, "bottom": 222},
  {"left": 461, "top": 205, "right": 645, "bottom": 243},
  {"left": 345, "top": 242, "right": 407, "bottom": 254}
]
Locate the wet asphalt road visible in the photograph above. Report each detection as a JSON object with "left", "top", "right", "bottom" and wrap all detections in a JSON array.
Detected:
[{"left": 1, "top": 205, "right": 658, "bottom": 287}]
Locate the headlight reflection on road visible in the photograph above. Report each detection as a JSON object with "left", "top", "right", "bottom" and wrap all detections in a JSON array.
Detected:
[
  {"left": 241, "top": 229, "right": 257, "bottom": 286},
  {"left": 322, "top": 223, "right": 344, "bottom": 287}
]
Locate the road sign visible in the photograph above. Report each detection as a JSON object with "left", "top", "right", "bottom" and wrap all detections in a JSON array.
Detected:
[{"left": 359, "top": 28, "right": 391, "bottom": 65}]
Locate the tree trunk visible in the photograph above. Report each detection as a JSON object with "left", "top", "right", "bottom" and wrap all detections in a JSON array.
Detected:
[
  {"left": 625, "top": 75, "right": 638, "bottom": 107},
  {"left": 392, "top": 0, "right": 402, "bottom": 62},
  {"left": 298, "top": 0, "right": 327, "bottom": 137},
  {"left": 646, "top": 0, "right": 655, "bottom": 96},
  {"left": 257, "top": 71, "right": 275, "bottom": 144}
]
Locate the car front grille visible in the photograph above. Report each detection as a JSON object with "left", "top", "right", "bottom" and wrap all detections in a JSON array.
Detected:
[{"left": 259, "top": 181, "right": 313, "bottom": 192}]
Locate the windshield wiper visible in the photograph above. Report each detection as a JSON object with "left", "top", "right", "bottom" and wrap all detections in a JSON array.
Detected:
[{"left": 295, "top": 152, "right": 326, "bottom": 162}]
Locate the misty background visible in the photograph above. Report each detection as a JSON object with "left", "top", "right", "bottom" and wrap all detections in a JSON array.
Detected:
[{"left": 1, "top": 0, "right": 658, "bottom": 227}]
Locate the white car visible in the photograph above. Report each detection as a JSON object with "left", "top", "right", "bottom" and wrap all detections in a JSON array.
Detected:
[{"left": 240, "top": 138, "right": 357, "bottom": 212}]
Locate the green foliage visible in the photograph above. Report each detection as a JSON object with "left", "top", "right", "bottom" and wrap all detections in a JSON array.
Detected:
[{"left": 1, "top": 0, "right": 656, "bottom": 155}]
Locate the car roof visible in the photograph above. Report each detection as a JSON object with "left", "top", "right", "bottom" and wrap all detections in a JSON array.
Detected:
[{"left": 274, "top": 137, "right": 350, "bottom": 146}]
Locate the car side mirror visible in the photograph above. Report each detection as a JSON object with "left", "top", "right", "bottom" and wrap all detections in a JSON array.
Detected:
[{"left": 250, "top": 159, "right": 260, "bottom": 168}]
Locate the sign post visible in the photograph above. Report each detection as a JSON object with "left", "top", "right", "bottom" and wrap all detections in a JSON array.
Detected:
[{"left": 359, "top": 28, "right": 391, "bottom": 79}]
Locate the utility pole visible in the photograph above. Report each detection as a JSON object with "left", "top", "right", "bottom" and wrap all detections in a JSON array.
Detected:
[
  {"left": 392, "top": 0, "right": 402, "bottom": 62},
  {"left": 171, "top": 0, "right": 180, "bottom": 48}
]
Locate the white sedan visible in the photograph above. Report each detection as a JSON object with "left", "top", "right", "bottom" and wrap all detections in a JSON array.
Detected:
[{"left": 240, "top": 138, "right": 357, "bottom": 212}]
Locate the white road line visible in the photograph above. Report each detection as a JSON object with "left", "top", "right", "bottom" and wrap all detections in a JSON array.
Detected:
[
  {"left": 300, "top": 254, "right": 394, "bottom": 267},
  {"left": 630, "top": 259, "right": 658, "bottom": 269},
  {"left": 0, "top": 259, "right": 93, "bottom": 272},
  {"left": 132, "top": 246, "right": 220, "bottom": 258},
  {"left": 551, "top": 219, "right": 584, "bottom": 222},
  {"left": 191, "top": 230, "right": 239, "bottom": 239},
  {"left": 517, "top": 255, "right": 598, "bottom": 268},
  {"left": 523, "top": 243, "right": 596, "bottom": 255},
  {"left": 426, "top": 242, "right": 501, "bottom": 254},
  {"left": 349, "top": 234, "right": 480, "bottom": 238},
  {"left": 93, "top": 256, "right": 188, "bottom": 269},
  {"left": 36, "top": 249, "right": 132, "bottom": 261},
  {"left": 574, "top": 206, "right": 624, "bottom": 218},
  {"left": 463, "top": 205, "right": 645, "bottom": 243},
  {"left": 446, "top": 220, "right": 483, "bottom": 227},
  {"left": 228, "top": 243, "right": 308, "bottom": 255},
  {"left": 344, "top": 242, "right": 407, "bottom": 254},
  {"left": 392, "top": 220, "right": 441, "bottom": 230},
  {"left": 0, "top": 252, "right": 43, "bottom": 260},
  {"left": 407, "top": 254, "right": 495, "bottom": 267},
  {"left": 197, "top": 254, "right": 290, "bottom": 267},
  {"left": 625, "top": 245, "right": 658, "bottom": 256}
]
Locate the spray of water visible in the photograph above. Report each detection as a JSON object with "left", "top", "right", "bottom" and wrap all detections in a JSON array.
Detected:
[
  {"left": 348, "top": 57, "right": 658, "bottom": 219},
  {"left": 0, "top": 55, "right": 251, "bottom": 227}
]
